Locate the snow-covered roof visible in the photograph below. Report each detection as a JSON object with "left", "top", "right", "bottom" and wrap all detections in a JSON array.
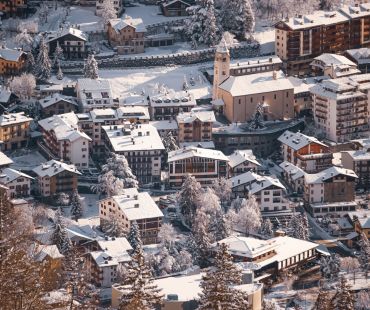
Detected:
[
  {"left": 106, "top": 188, "right": 163, "bottom": 221},
  {"left": 102, "top": 123, "right": 165, "bottom": 152},
  {"left": 38, "top": 112, "right": 91, "bottom": 143},
  {"left": 278, "top": 130, "right": 327, "bottom": 150},
  {"left": 168, "top": 146, "right": 228, "bottom": 162},
  {"left": 347, "top": 210, "right": 370, "bottom": 229},
  {"left": 162, "top": 0, "right": 193, "bottom": 9},
  {"left": 149, "top": 120, "right": 178, "bottom": 131},
  {"left": 47, "top": 27, "right": 88, "bottom": 42},
  {"left": 108, "top": 17, "right": 146, "bottom": 33},
  {"left": 149, "top": 91, "right": 196, "bottom": 108},
  {"left": 228, "top": 149, "right": 260, "bottom": 168},
  {"left": 116, "top": 106, "right": 150, "bottom": 120},
  {"left": 0, "top": 112, "right": 32, "bottom": 126},
  {"left": 39, "top": 93, "right": 77, "bottom": 109},
  {"left": 0, "top": 168, "right": 33, "bottom": 184},
  {"left": 90, "top": 108, "right": 117, "bottom": 121},
  {"left": 346, "top": 48, "right": 370, "bottom": 64},
  {"left": 0, "top": 87, "right": 12, "bottom": 103},
  {"left": 38, "top": 84, "right": 64, "bottom": 92},
  {"left": 91, "top": 237, "right": 133, "bottom": 266},
  {"left": 33, "top": 160, "right": 81, "bottom": 177},
  {"left": 279, "top": 161, "right": 305, "bottom": 181},
  {"left": 0, "top": 47, "right": 25, "bottom": 62},
  {"left": 179, "top": 141, "right": 215, "bottom": 149},
  {"left": 176, "top": 110, "right": 215, "bottom": 124},
  {"left": 229, "top": 55, "right": 282, "bottom": 69},
  {"left": 304, "top": 166, "right": 357, "bottom": 184},
  {"left": 312, "top": 53, "right": 356, "bottom": 68},
  {"left": 230, "top": 171, "right": 285, "bottom": 194},
  {"left": 97, "top": 237, "right": 132, "bottom": 254},
  {"left": 76, "top": 78, "right": 113, "bottom": 104},
  {"left": 340, "top": 3, "right": 370, "bottom": 19},
  {"left": 342, "top": 150, "right": 370, "bottom": 161},
  {"left": 0, "top": 152, "right": 13, "bottom": 167},
  {"left": 219, "top": 70, "right": 294, "bottom": 96},
  {"left": 33, "top": 244, "right": 64, "bottom": 261}
]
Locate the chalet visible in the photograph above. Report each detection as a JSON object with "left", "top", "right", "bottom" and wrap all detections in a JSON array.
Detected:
[
  {"left": 0, "top": 47, "right": 26, "bottom": 75},
  {"left": 310, "top": 54, "right": 360, "bottom": 78},
  {"left": 39, "top": 94, "right": 78, "bottom": 118},
  {"left": 279, "top": 162, "right": 305, "bottom": 194},
  {"left": 161, "top": 0, "right": 194, "bottom": 17},
  {"left": 227, "top": 149, "right": 260, "bottom": 177},
  {"left": 0, "top": 167, "right": 33, "bottom": 198}
]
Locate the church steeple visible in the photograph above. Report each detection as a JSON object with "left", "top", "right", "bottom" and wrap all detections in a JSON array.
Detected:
[{"left": 212, "top": 37, "right": 230, "bottom": 100}]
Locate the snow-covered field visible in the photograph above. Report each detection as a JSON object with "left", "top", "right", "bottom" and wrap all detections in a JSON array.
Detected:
[{"left": 66, "top": 6, "right": 103, "bottom": 32}]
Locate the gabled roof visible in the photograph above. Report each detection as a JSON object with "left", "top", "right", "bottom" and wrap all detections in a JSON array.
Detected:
[
  {"left": 39, "top": 94, "right": 77, "bottom": 109},
  {"left": 312, "top": 53, "right": 356, "bottom": 68},
  {"left": 0, "top": 168, "right": 33, "bottom": 184},
  {"left": 33, "top": 160, "right": 81, "bottom": 177},
  {"left": 168, "top": 146, "right": 228, "bottom": 162},
  {"left": 163, "top": 0, "right": 194, "bottom": 8},
  {"left": 0, "top": 112, "right": 32, "bottom": 126},
  {"left": 304, "top": 166, "right": 357, "bottom": 184},
  {"left": 0, "top": 48, "right": 25, "bottom": 62},
  {"left": 176, "top": 110, "right": 216, "bottom": 124},
  {"left": 108, "top": 17, "right": 146, "bottom": 33},
  {"left": 348, "top": 210, "right": 370, "bottom": 229},
  {"left": 278, "top": 130, "right": 327, "bottom": 150},
  {"left": 0, "top": 152, "right": 13, "bottom": 167},
  {"left": 33, "top": 244, "right": 64, "bottom": 261},
  {"left": 228, "top": 149, "right": 260, "bottom": 168},
  {"left": 279, "top": 161, "right": 305, "bottom": 181},
  {"left": 47, "top": 27, "right": 88, "bottom": 42}
]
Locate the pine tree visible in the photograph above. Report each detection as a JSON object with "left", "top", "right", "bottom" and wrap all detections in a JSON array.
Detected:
[
  {"left": 57, "top": 64, "right": 63, "bottom": 80},
  {"left": 35, "top": 36, "right": 51, "bottom": 82},
  {"left": 83, "top": 54, "right": 99, "bottom": 79},
  {"left": 192, "top": 208, "right": 212, "bottom": 267},
  {"left": 53, "top": 41, "right": 64, "bottom": 68},
  {"left": 289, "top": 213, "right": 309, "bottom": 240},
  {"left": 25, "top": 51, "right": 35, "bottom": 74},
  {"left": 260, "top": 218, "right": 273, "bottom": 237},
  {"left": 212, "top": 177, "right": 232, "bottom": 208},
  {"left": 127, "top": 221, "right": 142, "bottom": 252},
  {"left": 118, "top": 242, "right": 163, "bottom": 310},
  {"left": 358, "top": 232, "right": 370, "bottom": 279},
  {"left": 249, "top": 102, "right": 265, "bottom": 130},
  {"left": 51, "top": 208, "right": 71, "bottom": 253},
  {"left": 330, "top": 276, "right": 355, "bottom": 310},
  {"left": 198, "top": 243, "right": 249, "bottom": 309},
  {"left": 178, "top": 174, "right": 202, "bottom": 225},
  {"left": 313, "top": 290, "right": 331, "bottom": 310},
  {"left": 262, "top": 299, "right": 278, "bottom": 310},
  {"left": 162, "top": 131, "right": 179, "bottom": 153},
  {"left": 70, "top": 190, "right": 83, "bottom": 221}
]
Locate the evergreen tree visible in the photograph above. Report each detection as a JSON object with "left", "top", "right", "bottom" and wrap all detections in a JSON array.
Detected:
[
  {"left": 262, "top": 299, "right": 278, "bottom": 310},
  {"left": 83, "top": 54, "right": 99, "bottom": 79},
  {"left": 118, "top": 243, "right": 163, "bottom": 310},
  {"left": 25, "top": 51, "right": 35, "bottom": 74},
  {"left": 358, "top": 232, "right": 370, "bottom": 279},
  {"left": 198, "top": 243, "right": 249, "bottom": 309},
  {"left": 162, "top": 131, "right": 179, "bottom": 153},
  {"left": 260, "top": 218, "right": 273, "bottom": 237},
  {"left": 192, "top": 208, "right": 212, "bottom": 267},
  {"left": 51, "top": 208, "right": 71, "bottom": 253},
  {"left": 330, "top": 276, "right": 355, "bottom": 310},
  {"left": 187, "top": 0, "right": 220, "bottom": 48},
  {"left": 35, "top": 37, "right": 51, "bottom": 82},
  {"left": 101, "top": 0, "right": 117, "bottom": 24},
  {"left": 313, "top": 290, "right": 331, "bottom": 310},
  {"left": 53, "top": 41, "right": 64, "bottom": 68},
  {"left": 178, "top": 174, "right": 202, "bottom": 225},
  {"left": 127, "top": 221, "right": 142, "bottom": 252},
  {"left": 70, "top": 190, "right": 83, "bottom": 221},
  {"left": 56, "top": 64, "right": 63, "bottom": 80},
  {"left": 289, "top": 213, "right": 309, "bottom": 240},
  {"left": 212, "top": 177, "right": 232, "bottom": 209},
  {"left": 249, "top": 102, "right": 265, "bottom": 130}
]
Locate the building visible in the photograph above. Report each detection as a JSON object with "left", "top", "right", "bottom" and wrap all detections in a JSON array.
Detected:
[
  {"left": 38, "top": 112, "right": 91, "bottom": 168},
  {"left": 116, "top": 105, "right": 150, "bottom": 124},
  {"left": 76, "top": 78, "right": 116, "bottom": 112},
  {"left": 96, "top": 0, "right": 123, "bottom": 17},
  {"left": 33, "top": 160, "right": 81, "bottom": 197},
  {"left": 230, "top": 171, "right": 289, "bottom": 217},
  {"left": 38, "top": 94, "right": 78, "bottom": 118},
  {"left": 341, "top": 150, "right": 370, "bottom": 190},
  {"left": 287, "top": 76, "right": 315, "bottom": 116},
  {"left": 37, "top": 84, "right": 64, "bottom": 99},
  {"left": 227, "top": 149, "right": 260, "bottom": 177},
  {"left": 275, "top": 4, "right": 370, "bottom": 75},
  {"left": 0, "top": 152, "right": 13, "bottom": 168},
  {"left": 113, "top": 271, "right": 263, "bottom": 310},
  {"left": 345, "top": 48, "right": 370, "bottom": 73},
  {"left": 99, "top": 188, "right": 163, "bottom": 244},
  {"left": 0, "top": 47, "right": 27, "bottom": 75},
  {"left": 347, "top": 210, "right": 370, "bottom": 240},
  {"left": 0, "top": 0, "right": 27, "bottom": 18},
  {"left": 0, "top": 167, "right": 33, "bottom": 198},
  {"left": 107, "top": 17, "right": 146, "bottom": 54},
  {"left": 310, "top": 77, "right": 370, "bottom": 143},
  {"left": 46, "top": 28, "right": 88, "bottom": 59},
  {"left": 85, "top": 237, "right": 132, "bottom": 288},
  {"left": 310, "top": 53, "right": 360, "bottom": 78},
  {"left": 161, "top": 0, "right": 194, "bottom": 17},
  {"left": 149, "top": 91, "right": 196, "bottom": 120},
  {"left": 176, "top": 110, "right": 215, "bottom": 143},
  {"left": 279, "top": 161, "right": 305, "bottom": 194},
  {"left": 304, "top": 166, "right": 358, "bottom": 217},
  {"left": 0, "top": 112, "right": 32, "bottom": 152},
  {"left": 278, "top": 130, "right": 333, "bottom": 173},
  {"left": 168, "top": 146, "right": 228, "bottom": 188},
  {"left": 102, "top": 123, "right": 164, "bottom": 184},
  {"left": 216, "top": 235, "right": 318, "bottom": 278}
]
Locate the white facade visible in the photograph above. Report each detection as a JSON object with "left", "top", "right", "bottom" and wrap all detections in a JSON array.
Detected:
[{"left": 0, "top": 168, "right": 33, "bottom": 198}]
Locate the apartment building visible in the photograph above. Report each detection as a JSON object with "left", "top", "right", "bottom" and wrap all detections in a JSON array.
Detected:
[
  {"left": 33, "top": 160, "right": 81, "bottom": 197},
  {"left": 342, "top": 150, "right": 370, "bottom": 190},
  {"left": 75, "top": 78, "right": 116, "bottom": 112},
  {"left": 311, "top": 53, "right": 360, "bottom": 78},
  {"left": 0, "top": 47, "right": 27, "bottom": 75},
  {"left": 0, "top": 0, "right": 27, "bottom": 18},
  {"left": 107, "top": 17, "right": 146, "bottom": 54},
  {"left": 116, "top": 106, "right": 150, "bottom": 124},
  {"left": 345, "top": 48, "right": 370, "bottom": 73},
  {"left": 168, "top": 146, "right": 228, "bottom": 188},
  {"left": 230, "top": 171, "right": 288, "bottom": 216},
  {"left": 39, "top": 94, "right": 78, "bottom": 118},
  {"left": 96, "top": 0, "right": 123, "bottom": 17},
  {"left": 275, "top": 4, "right": 370, "bottom": 75},
  {"left": 279, "top": 161, "right": 305, "bottom": 194},
  {"left": 310, "top": 78, "right": 369, "bottom": 142},
  {"left": 176, "top": 110, "right": 215, "bottom": 143},
  {"left": 99, "top": 188, "right": 163, "bottom": 244},
  {"left": 0, "top": 112, "right": 32, "bottom": 152},
  {"left": 102, "top": 123, "right": 164, "bottom": 184},
  {"left": 227, "top": 149, "right": 261, "bottom": 177},
  {"left": 149, "top": 91, "right": 196, "bottom": 120},
  {"left": 38, "top": 112, "right": 91, "bottom": 168},
  {"left": 304, "top": 166, "right": 358, "bottom": 217},
  {"left": 0, "top": 167, "right": 33, "bottom": 198},
  {"left": 278, "top": 130, "right": 333, "bottom": 173}
]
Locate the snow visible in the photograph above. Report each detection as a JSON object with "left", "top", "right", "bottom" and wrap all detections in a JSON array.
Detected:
[
  {"left": 176, "top": 110, "right": 216, "bottom": 123},
  {"left": 10, "top": 151, "right": 47, "bottom": 172},
  {"left": 0, "top": 152, "right": 13, "bottom": 167},
  {"left": 168, "top": 146, "right": 228, "bottom": 162},
  {"left": 227, "top": 149, "right": 260, "bottom": 168},
  {"left": 0, "top": 47, "right": 25, "bottom": 62},
  {"left": 304, "top": 166, "right": 357, "bottom": 184},
  {"left": 0, "top": 167, "right": 33, "bottom": 184},
  {"left": 254, "top": 21, "right": 275, "bottom": 55},
  {"left": 66, "top": 6, "right": 104, "bottom": 32},
  {"left": 0, "top": 112, "right": 32, "bottom": 126},
  {"left": 278, "top": 130, "right": 327, "bottom": 151},
  {"left": 33, "top": 160, "right": 81, "bottom": 177}
]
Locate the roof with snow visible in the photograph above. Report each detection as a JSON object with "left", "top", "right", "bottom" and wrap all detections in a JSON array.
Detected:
[
  {"left": 33, "top": 160, "right": 81, "bottom": 177},
  {"left": 340, "top": 3, "right": 370, "bottom": 19},
  {"left": 342, "top": 150, "right": 370, "bottom": 161},
  {"left": 230, "top": 171, "right": 286, "bottom": 194},
  {"left": 0, "top": 152, "right": 13, "bottom": 167},
  {"left": 304, "top": 166, "right": 357, "bottom": 184},
  {"left": 346, "top": 48, "right": 370, "bottom": 64},
  {"left": 168, "top": 146, "right": 228, "bottom": 162},
  {"left": 150, "top": 120, "right": 178, "bottom": 131},
  {"left": 103, "top": 188, "right": 163, "bottom": 221},
  {"left": 279, "top": 161, "right": 305, "bottom": 181},
  {"left": 116, "top": 106, "right": 150, "bottom": 121},
  {"left": 278, "top": 130, "right": 327, "bottom": 150},
  {"left": 0, "top": 87, "right": 12, "bottom": 103},
  {"left": 108, "top": 17, "right": 146, "bottom": 33},
  {"left": 229, "top": 55, "right": 283, "bottom": 69},
  {"left": 312, "top": 53, "right": 356, "bottom": 68},
  {"left": 228, "top": 149, "right": 260, "bottom": 168},
  {"left": 89, "top": 108, "right": 117, "bottom": 121},
  {"left": 46, "top": 27, "right": 88, "bottom": 42},
  {"left": 39, "top": 93, "right": 77, "bottom": 109},
  {"left": 149, "top": 91, "right": 196, "bottom": 108},
  {"left": 0, "top": 168, "right": 33, "bottom": 184},
  {"left": 176, "top": 110, "right": 215, "bottom": 124},
  {"left": 347, "top": 210, "right": 370, "bottom": 229},
  {"left": 0, "top": 47, "right": 25, "bottom": 62},
  {"left": 0, "top": 112, "right": 32, "bottom": 126},
  {"left": 33, "top": 244, "right": 64, "bottom": 261},
  {"left": 179, "top": 141, "right": 215, "bottom": 149},
  {"left": 90, "top": 237, "right": 132, "bottom": 267},
  {"left": 219, "top": 70, "right": 294, "bottom": 97}
]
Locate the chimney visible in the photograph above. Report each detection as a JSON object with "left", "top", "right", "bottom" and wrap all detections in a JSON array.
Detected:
[
  {"left": 146, "top": 131, "right": 150, "bottom": 136},
  {"left": 272, "top": 71, "right": 277, "bottom": 80}
]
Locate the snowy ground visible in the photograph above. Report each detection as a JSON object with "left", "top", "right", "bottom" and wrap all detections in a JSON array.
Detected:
[
  {"left": 254, "top": 20, "right": 275, "bottom": 55},
  {"left": 66, "top": 6, "right": 103, "bottom": 32}
]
